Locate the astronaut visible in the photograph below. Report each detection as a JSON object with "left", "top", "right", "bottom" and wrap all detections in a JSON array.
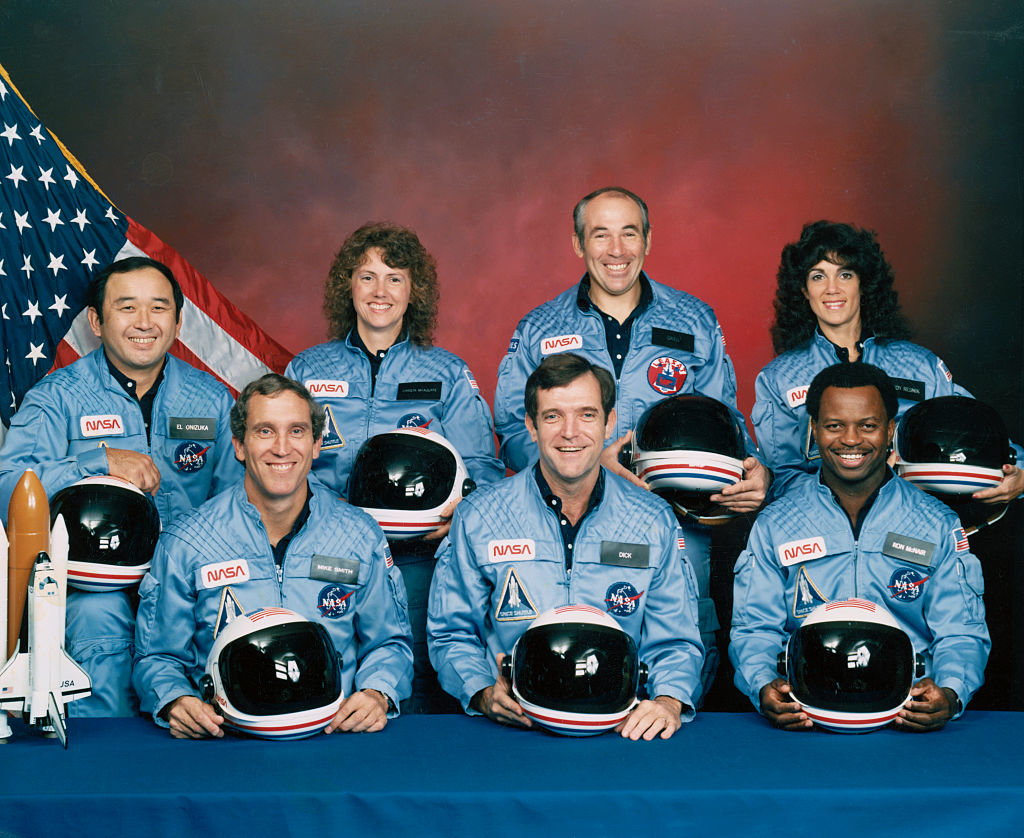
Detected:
[
  {"left": 493, "top": 187, "right": 769, "bottom": 697},
  {"left": 133, "top": 374, "right": 413, "bottom": 738},
  {"left": 0, "top": 256, "right": 240, "bottom": 716},
  {"left": 731, "top": 362, "right": 989, "bottom": 731},
  {"left": 428, "top": 353, "right": 704, "bottom": 740}
]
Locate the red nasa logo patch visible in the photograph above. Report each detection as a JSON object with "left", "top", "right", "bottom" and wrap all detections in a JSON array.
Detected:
[{"left": 647, "top": 357, "right": 687, "bottom": 395}]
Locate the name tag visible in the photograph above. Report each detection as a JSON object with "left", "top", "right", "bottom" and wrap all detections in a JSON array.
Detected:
[
  {"left": 600, "top": 541, "right": 650, "bottom": 569},
  {"left": 200, "top": 559, "right": 250, "bottom": 589},
  {"left": 397, "top": 381, "right": 442, "bottom": 401},
  {"left": 890, "top": 377, "right": 925, "bottom": 402},
  {"left": 80, "top": 414, "right": 125, "bottom": 437},
  {"left": 310, "top": 556, "right": 361, "bottom": 584},
  {"left": 651, "top": 328, "right": 694, "bottom": 352},
  {"left": 169, "top": 417, "right": 216, "bottom": 440},
  {"left": 883, "top": 533, "right": 935, "bottom": 566}
]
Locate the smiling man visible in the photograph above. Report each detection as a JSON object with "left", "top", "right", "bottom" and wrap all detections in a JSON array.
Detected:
[
  {"left": 133, "top": 374, "right": 412, "bottom": 738},
  {"left": 0, "top": 256, "right": 240, "bottom": 717},
  {"left": 730, "top": 362, "right": 990, "bottom": 732},
  {"left": 428, "top": 354, "right": 704, "bottom": 740},
  {"left": 494, "top": 187, "right": 769, "bottom": 700}
]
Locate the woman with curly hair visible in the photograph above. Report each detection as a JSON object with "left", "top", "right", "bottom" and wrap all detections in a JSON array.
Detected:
[
  {"left": 753, "top": 220, "right": 1023, "bottom": 499},
  {"left": 286, "top": 222, "right": 504, "bottom": 713}
]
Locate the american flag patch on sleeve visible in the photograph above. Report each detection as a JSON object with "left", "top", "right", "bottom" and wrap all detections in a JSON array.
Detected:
[
  {"left": 953, "top": 527, "right": 969, "bottom": 552},
  {"left": 385, "top": 546, "right": 394, "bottom": 567}
]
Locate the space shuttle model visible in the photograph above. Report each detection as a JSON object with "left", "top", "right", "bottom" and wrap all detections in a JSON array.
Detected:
[{"left": 0, "top": 470, "right": 91, "bottom": 747}]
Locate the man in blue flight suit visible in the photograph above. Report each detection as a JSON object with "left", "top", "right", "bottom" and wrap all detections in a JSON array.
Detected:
[
  {"left": 493, "top": 187, "right": 769, "bottom": 698},
  {"left": 133, "top": 374, "right": 412, "bottom": 738},
  {"left": 731, "top": 362, "right": 989, "bottom": 731},
  {"left": 0, "top": 256, "right": 240, "bottom": 716},
  {"left": 428, "top": 353, "right": 704, "bottom": 740}
]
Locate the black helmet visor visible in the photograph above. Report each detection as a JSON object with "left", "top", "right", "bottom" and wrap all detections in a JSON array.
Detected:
[{"left": 348, "top": 434, "right": 457, "bottom": 510}]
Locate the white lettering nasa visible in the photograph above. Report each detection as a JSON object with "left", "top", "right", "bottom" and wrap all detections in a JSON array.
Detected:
[
  {"left": 488, "top": 539, "right": 536, "bottom": 562},
  {"left": 540, "top": 334, "right": 583, "bottom": 355},
  {"left": 80, "top": 414, "right": 125, "bottom": 437},
  {"left": 778, "top": 536, "right": 826, "bottom": 566},
  {"left": 200, "top": 559, "right": 251, "bottom": 589},
  {"left": 786, "top": 386, "right": 809, "bottom": 408},
  {"left": 305, "top": 380, "right": 349, "bottom": 398}
]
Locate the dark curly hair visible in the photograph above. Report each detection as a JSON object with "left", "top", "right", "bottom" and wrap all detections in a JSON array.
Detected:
[
  {"left": 324, "top": 223, "right": 438, "bottom": 346},
  {"left": 770, "top": 220, "right": 911, "bottom": 355}
]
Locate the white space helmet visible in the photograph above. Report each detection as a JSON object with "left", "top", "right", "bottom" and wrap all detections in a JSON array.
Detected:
[
  {"left": 895, "top": 396, "right": 1012, "bottom": 534},
  {"left": 347, "top": 428, "right": 475, "bottom": 540},
  {"left": 49, "top": 475, "right": 161, "bottom": 591},
  {"left": 200, "top": 608, "right": 343, "bottom": 740},
  {"left": 629, "top": 395, "right": 747, "bottom": 525},
  {"left": 501, "top": 605, "right": 647, "bottom": 736},
  {"left": 778, "top": 598, "right": 924, "bottom": 733}
]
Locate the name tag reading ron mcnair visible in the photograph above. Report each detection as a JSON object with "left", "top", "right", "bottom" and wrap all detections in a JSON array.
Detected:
[
  {"left": 883, "top": 533, "right": 935, "bottom": 566},
  {"left": 600, "top": 541, "right": 650, "bottom": 569},
  {"left": 310, "top": 556, "right": 360, "bottom": 584},
  {"left": 169, "top": 417, "right": 217, "bottom": 440}
]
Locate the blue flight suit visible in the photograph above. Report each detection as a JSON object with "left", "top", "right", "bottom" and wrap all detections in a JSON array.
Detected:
[
  {"left": 133, "top": 482, "right": 413, "bottom": 720},
  {"left": 730, "top": 471, "right": 989, "bottom": 714},
  {"left": 0, "top": 348, "right": 240, "bottom": 716},
  {"left": 427, "top": 467, "right": 704, "bottom": 718},
  {"left": 285, "top": 336, "right": 504, "bottom": 711},
  {"left": 493, "top": 273, "right": 760, "bottom": 698}
]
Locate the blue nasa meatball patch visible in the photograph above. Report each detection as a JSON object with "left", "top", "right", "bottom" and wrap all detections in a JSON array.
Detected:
[
  {"left": 317, "top": 584, "right": 355, "bottom": 618},
  {"left": 172, "top": 441, "right": 209, "bottom": 474},
  {"left": 398, "top": 412, "right": 431, "bottom": 429},
  {"left": 604, "top": 582, "right": 643, "bottom": 617},
  {"left": 888, "top": 567, "right": 929, "bottom": 603}
]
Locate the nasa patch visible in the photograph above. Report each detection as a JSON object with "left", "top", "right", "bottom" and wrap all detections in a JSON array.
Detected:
[
  {"left": 317, "top": 584, "right": 355, "bottom": 619},
  {"left": 605, "top": 582, "right": 643, "bottom": 617},
  {"left": 888, "top": 568, "right": 928, "bottom": 603},
  {"left": 200, "top": 559, "right": 250, "bottom": 589},
  {"left": 173, "top": 441, "right": 209, "bottom": 474},
  {"left": 647, "top": 356, "right": 687, "bottom": 395},
  {"left": 398, "top": 412, "right": 431, "bottom": 429},
  {"left": 80, "top": 414, "right": 125, "bottom": 437},
  {"left": 786, "top": 385, "right": 810, "bottom": 408},
  {"left": 507, "top": 337, "right": 520, "bottom": 354}
]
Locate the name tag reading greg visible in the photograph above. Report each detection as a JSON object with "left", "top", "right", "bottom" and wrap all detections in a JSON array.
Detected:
[
  {"left": 310, "top": 556, "right": 361, "bottom": 584},
  {"left": 600, "top": 541, "right": 650, "bottom": 569}
]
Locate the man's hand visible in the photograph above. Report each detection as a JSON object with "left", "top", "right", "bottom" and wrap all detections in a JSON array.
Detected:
[
  {"left": 105, "top": 447, "right": 161, "bottom": 495},
  {"left": 470, "top": 653, "right": 532, "bottom": 728},
  {"left": 895, "top": 678, "right": 957, "bottom": 732},
  {"left": 615, "top": 696, "right": 683, "bottom": 741},
  {"left": 163, "top": 695, "right": 224, "bottom": 739},
  {"left": 326, "top": 689, "right": 389, "bottom": 733},
  {"left": 711, "top": 457, "right": 769, "bottom": 513},
  {"left": 601, "top": 431, "right": 648, "bottom": 489},
  {"left": 759, "top": 678, "right": 811, "bottom": 730},
  {"left": 973, "top": 463, "right": 1024, "bottom": 505},
  {"left": 424, "top": 498, "right": 461, "bottom": 542}
]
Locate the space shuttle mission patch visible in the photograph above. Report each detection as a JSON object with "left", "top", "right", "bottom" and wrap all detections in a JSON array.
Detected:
[
  {"left": 793, "top": 565, "right": 828, "bottom": 618},
  {"left": 495, "top": 568, "right": 539, "bottom": 622},
  {"left": 319, "top": 405, "right": 345, "bottom": 450}
]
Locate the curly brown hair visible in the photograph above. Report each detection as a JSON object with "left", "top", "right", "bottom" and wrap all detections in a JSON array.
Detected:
[
  {"left": 770, "top": 220, "right": 911, "bottom": 355},
  {"left": 323, "top": 223, "right": 439, "bottom": 346}
]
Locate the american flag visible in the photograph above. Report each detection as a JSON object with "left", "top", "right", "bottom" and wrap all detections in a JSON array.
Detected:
[{"left": 0, "top": 64, "right": 292, "bottom": 441}]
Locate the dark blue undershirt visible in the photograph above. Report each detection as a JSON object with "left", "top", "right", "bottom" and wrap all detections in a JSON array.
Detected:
[
  {"left": 822, "top": 469, "right": 892, "bottom": 539},
  {"left": 349, "top": 328, "right": 394, "bottom": 396},
  {"left": 533, "top": 463, "right": 605, "bottom": 571},
  {"left": 271, "top": 484, "right": 313, "bottom": 568},
  {"left": 576, "top": 274, "right": 653, "bottom": 378},
  {"left": 105, "top": 353, "right": 165, "bottom": 445}
]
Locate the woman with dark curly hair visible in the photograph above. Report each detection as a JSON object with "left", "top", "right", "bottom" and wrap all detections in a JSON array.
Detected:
[
  {"left": 753, "top": 220, "right": 1023, "bottom": 499},
  {"left": 286, "top": 222, "right": 504, "bottom": 713}
]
